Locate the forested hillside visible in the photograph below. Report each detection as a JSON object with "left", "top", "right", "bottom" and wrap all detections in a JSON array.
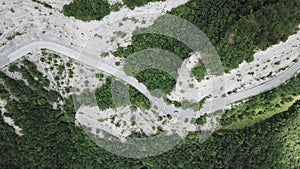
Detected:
[
  {"left": 114, "top": 0, "right": 300, "bottom": 96},
  {"left": 2, "top": 0, "right": 300, "bottom": 168},
  {"left": 1, "top": 59, "right": 300, "bottom": 168},
  {"left": 170, "top": 0, "right": 300, "bottom": 71}
]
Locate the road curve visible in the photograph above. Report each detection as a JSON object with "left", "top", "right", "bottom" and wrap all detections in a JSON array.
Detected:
[
  {"left": 1, "top": 41, "right": 191, "bottom": 117},
  {"left": 1, "top": 41, "right": 300, "bottom": 117}
]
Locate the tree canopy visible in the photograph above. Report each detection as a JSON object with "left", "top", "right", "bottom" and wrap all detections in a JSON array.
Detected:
[
  {"left": 62, "top": 0, "right": 111, "bottom": 21},
  {"left": 1, "top": 58, "right": 300, "bottom": 168}
]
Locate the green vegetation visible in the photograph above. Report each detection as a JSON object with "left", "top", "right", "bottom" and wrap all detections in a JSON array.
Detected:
[
  {"left": 0, "top": 67, "right": 300, "bottom": 168},
  {"left": 123, "top": 0, "right": 166, "bottom": 10},
  {"left": 40, "top": 49, "right": 74, "bottom": 93},
  {"left": 191, "top": 61, "right": 207, "bottom": 81},
  {"left": 128, "top": 84, "right": 151, "bottom": 110},
  {"left": 21, "top": 59, "right": 51, "bottom": 87},
  {"left": 7, "top": 61, "right": 58, "bottom": 102},
  {"left": 0, "top": 59, "right": 300, "bottom": 168},
  {"left": 114, "top": 31, "right": 127, "bottom": 38},
  {"left": 129, "top": 130, "right": 147, "bottom": 138},
  {"left": 0, "top": 84, "right": 9, "bottom": 99},
  {"left": 62, "top": 0, "right": 167, "bottom": 21},
  {"left": 142, "top": 101, "right": 300, "bottom": 168},
  {"left": 62, "top": 0, "right": 110, "bottom": 21},
  {"left": 164, "top": 97, "right": 181, "bottom": 108},
  {"left": 164, "top": 97, "right": 206, "bottom": 111},
  {"left": 221, "top": 74, "right": 300, "bottom": 130},
  {"left": 95, "top": 77, "right": 151, "bottom": 110},
  {"left": 114, "top": 34, "right": 192, "bottom": 95},
  {"left": 110, "top": 2, "right": 123, "bottom": 11},
  {"left": 95, "top": 78, "right": 115, "bottom": 110},
  {"left": 114, "top": 33, "right": 192, "bottom": 60},
  {"left": 115, "top": 0, "right": 300, "bottom": 90},
  {"left": 32, "top": 0, "right": 53, "bottom": 8},
  {"left": 135, "top": 69, "right": 175, "bottom": 96},
  {"left": 6, "top": 32, "right": 22, "bottom": 41},
  {"left": 2, "top": 1, "right": 300, "bottom": 167},
  {"left": 117, "top": 35, "right": 186, "bottom": 95},
  {"left": 195, "top": 114, "right": 207, "bottom": 125},
  {"left": 170, "top": 0, "right": 300, "bottom": 72},
  {"left": 95, "top": 73, "right": 104, "bottom": 80}
]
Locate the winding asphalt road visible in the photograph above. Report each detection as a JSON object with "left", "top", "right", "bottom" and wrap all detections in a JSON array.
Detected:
[
  {"left": 1, "top": 41, "right": 191, "bottom": 117},
  {"left": 1, "top": 41, "right": 300, "bottom": 117}
]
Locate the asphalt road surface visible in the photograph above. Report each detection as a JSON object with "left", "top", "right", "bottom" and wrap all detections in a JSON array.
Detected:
[{"left": 1, "top": 41, "right": 299, "bottom": 118}]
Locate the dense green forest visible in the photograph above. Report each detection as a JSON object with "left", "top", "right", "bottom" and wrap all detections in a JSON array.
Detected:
[
  {"left": 114, "top": 34, "right": 191, "bottom": 95},
  {"left": 62, "top": 0, "right": 111, "bottom": 21},
  {"left": 114, "top": 0, "right": 300, "bottom": 94},
  {"left": 95, "top": 77, "right": 151, "bottom": 110},
  {"left": 134, "top": 69, "right": 175, "bottom": 96},
  {"left": 64, "top": 0, "right": 300, "bottom": 98},
  {"left": 2, "top": 0, "right": 300, "bottom": 168},
  {"left": 1, "top": 59, "right": 300, "bottom": 168},
  {"left": 62, "top": 0, "right": 166, "bottom": 21},
  {"left": 169, "top": 0, "right": 300, "bottom": 71}
]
